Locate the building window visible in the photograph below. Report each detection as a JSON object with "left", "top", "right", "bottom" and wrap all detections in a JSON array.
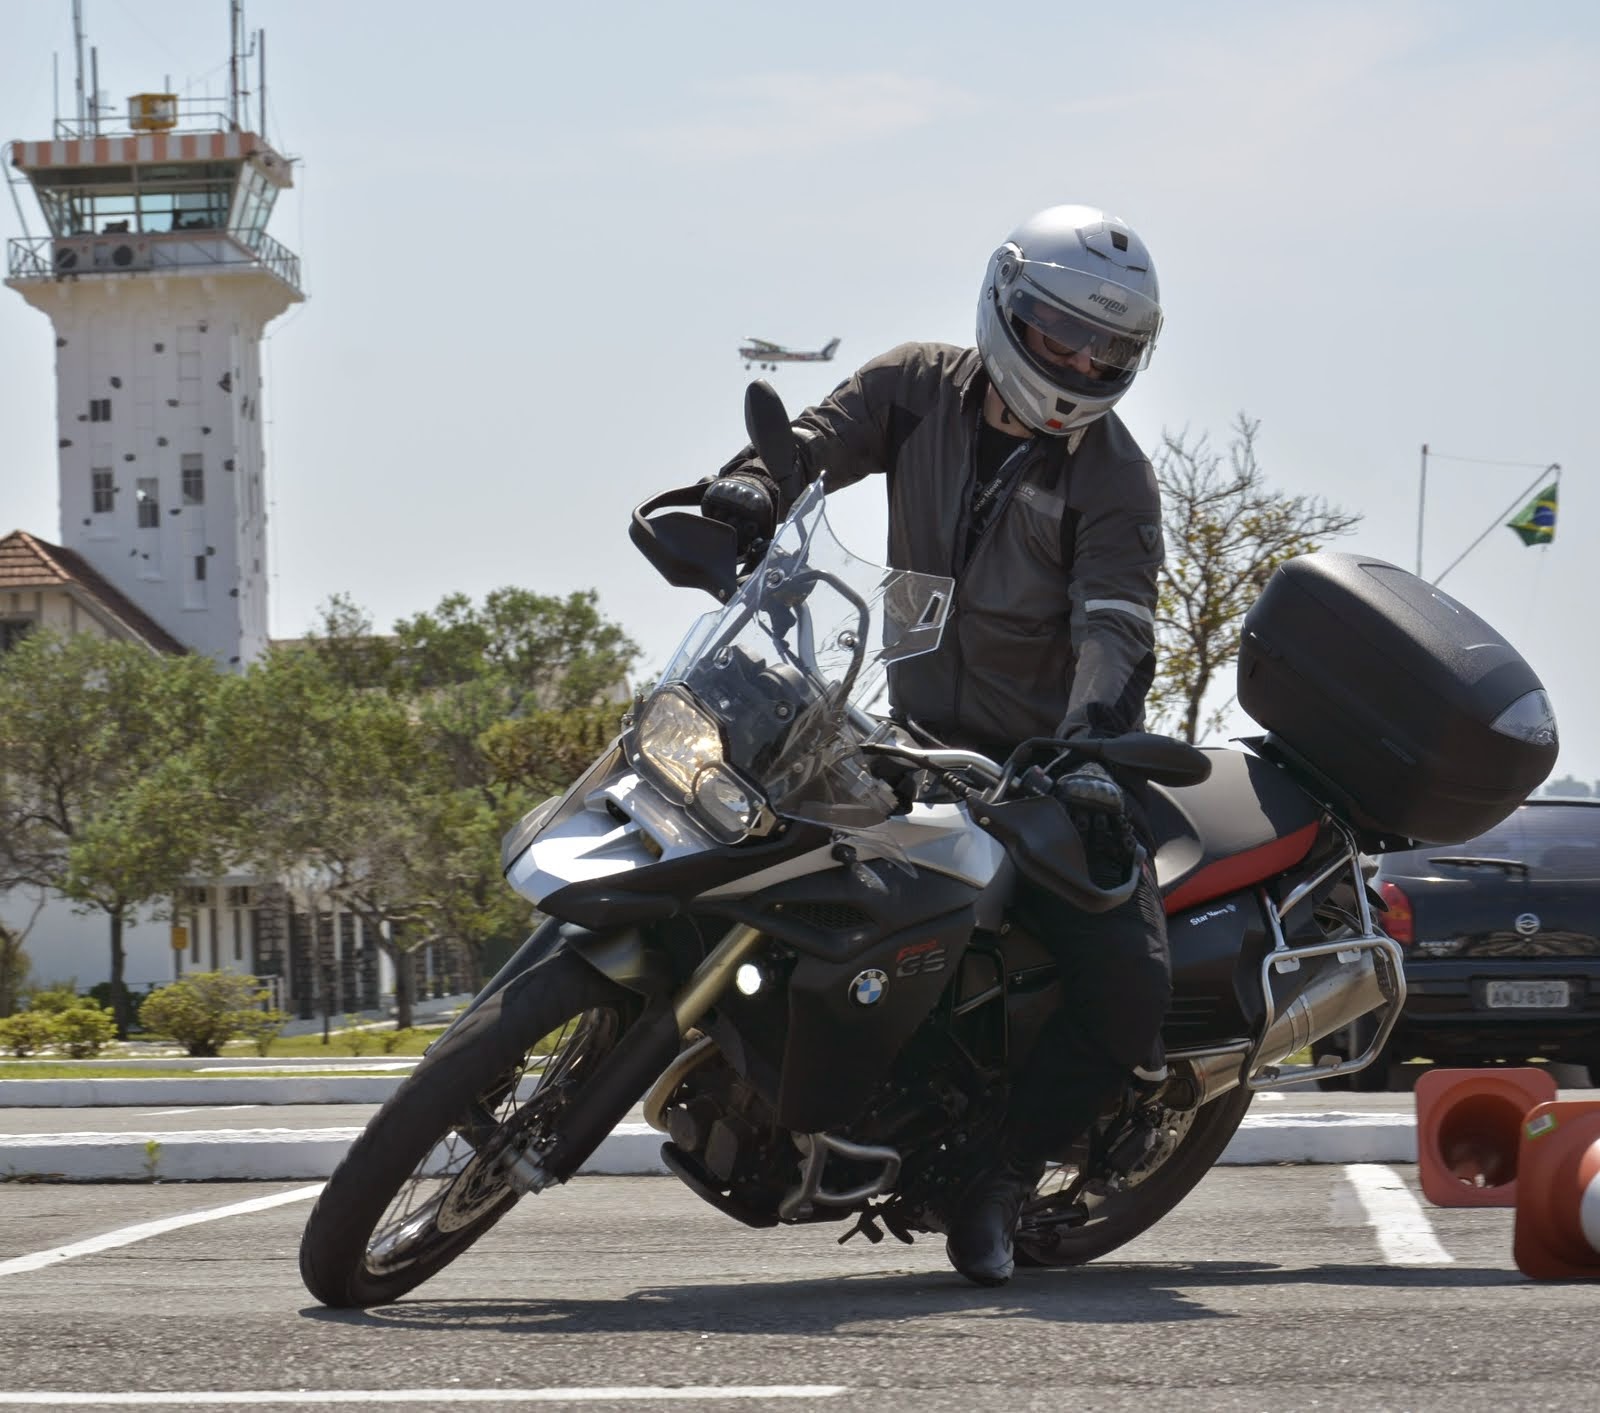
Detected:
[
  {"left": 88, "top": 398, "right": 112, "bottom": 422},
  {"left": 194, "top": 555, "right": 207, "bottom": 581},
  {"left": 136, "top": 477, "right": 159, "bottom": 528},
  {"left": 91, "top": 468, "right": 114, "bottom": 513},
  {"left": 180, "top": 886, "right": 210, "bottom": 907},
  {"left": 0, "top": 619, "right": 35, "bottom": 653},
  {"left": 181, "top": 454, "right": 204, "bottom": 505}
]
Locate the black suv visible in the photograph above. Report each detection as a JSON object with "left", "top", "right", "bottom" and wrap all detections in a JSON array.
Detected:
[{"left": 1316, "top": 798, "right": 1600, "bottom": 1089}]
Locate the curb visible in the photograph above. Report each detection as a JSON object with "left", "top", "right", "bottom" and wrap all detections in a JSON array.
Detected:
[
  {"left": 0, "top": 1113, "right": 1419, "bottom": 1182},
  {"left": 0, "top": 1077, "right": 408, "bottom": 1107}
]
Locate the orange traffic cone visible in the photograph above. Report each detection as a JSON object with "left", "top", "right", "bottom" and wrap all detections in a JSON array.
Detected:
[
  {"left": 1512, "top": 1100, "right": 1600, "bottom": 1280},
  {"left": 1414, "top": 1066, "right": 1558, "bottom": 1207}
]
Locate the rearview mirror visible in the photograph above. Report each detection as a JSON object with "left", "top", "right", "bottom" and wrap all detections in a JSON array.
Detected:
[{"left": 744, "top": 379, "right": 801, "bottom": 501}]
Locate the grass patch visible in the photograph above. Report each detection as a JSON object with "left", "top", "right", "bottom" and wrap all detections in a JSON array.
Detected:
[
  {"left": 215, "top": 1026, "right": 448, "bottom": 1058},
  {"left": 0, "top": 1061, "right": 416, "bottom": 1079}
]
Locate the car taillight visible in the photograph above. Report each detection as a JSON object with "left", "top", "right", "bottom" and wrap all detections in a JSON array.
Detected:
[{"left": 1377, "top": 880, "right": 1414, "bottom": 944}]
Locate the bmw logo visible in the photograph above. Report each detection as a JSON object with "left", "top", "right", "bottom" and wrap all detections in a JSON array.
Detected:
[
  {"left": 1514, "top": 912, "right": 1540, "bottom": 936},
  {"left": 849, "top": 969, "right": 888, "bottom": 1007}
]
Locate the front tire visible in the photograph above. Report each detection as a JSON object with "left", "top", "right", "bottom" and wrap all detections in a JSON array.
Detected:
[
  {"left": 1014, "top": 1082, "right": 1253, "bottom": 1267},
  {"left": 299, "top": 952, "right": 639, "bottom": 1308}
]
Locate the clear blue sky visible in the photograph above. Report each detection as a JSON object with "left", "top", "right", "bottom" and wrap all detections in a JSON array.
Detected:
[{"left": 3, "top": 1, "right": 1596, "bottom": 785}]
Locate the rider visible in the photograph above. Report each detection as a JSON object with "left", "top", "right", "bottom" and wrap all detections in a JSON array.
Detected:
[{"left": 703, "top": 204, "right": 1169, "bottom": 1286}]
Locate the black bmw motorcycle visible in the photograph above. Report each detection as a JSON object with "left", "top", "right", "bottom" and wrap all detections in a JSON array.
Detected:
[{"left": 299, "top": 385, "right": 1556, "bottom": 1307}]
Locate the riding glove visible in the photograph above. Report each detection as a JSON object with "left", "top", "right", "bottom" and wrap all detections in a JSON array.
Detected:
[
  {"left": 1052, "top": 761, "right": 1140, "bottom": 889},
  {"left": 701, "top": 470, "right": 779, "bottom": 553}
]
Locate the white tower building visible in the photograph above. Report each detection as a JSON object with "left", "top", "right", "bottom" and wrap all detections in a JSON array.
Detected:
[{"left": 5, "top": 75, "right": 302, "bottom": 668}]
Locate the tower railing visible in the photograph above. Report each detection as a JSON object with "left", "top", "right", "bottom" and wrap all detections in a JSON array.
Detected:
[{"left": 6, "top": 228, "right": 301, "bottom": 294}]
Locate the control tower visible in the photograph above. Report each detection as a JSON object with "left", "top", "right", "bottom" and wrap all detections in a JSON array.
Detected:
[{"left": 3, "top": 14, "right": 302, "bottom": 668}]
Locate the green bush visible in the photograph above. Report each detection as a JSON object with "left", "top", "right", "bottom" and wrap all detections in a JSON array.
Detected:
[
  {"left": 49, "top": 1001, "right": 117, "bottom": 1058},
  {"left": 138, "top": 972, "right": 275, "bottom": 1057},
  {"left": 234, "top": 1008, "right": 290, "bottom": 1057},
  {"left": 378, "top": 1026, "right": 415, "bottom": 1055},
  {"left": 338, "top": 1015, "right": 375, "bottom": 1056},
  {"left": 22, "top": 984, "right": 83, "bottom": 1015},
  {"left": 0, "top": 1010, "right": 57, "bottom": 1057}
]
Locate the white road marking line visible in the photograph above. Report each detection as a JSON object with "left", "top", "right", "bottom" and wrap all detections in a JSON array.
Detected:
[
  {"left": 1343, "top": 1162, "right": 1454, "bottom": 1265},
  {"left": 0, "top": 1388, "right": 849, "bottom": 1405},
  {"left": 0, "top": 1184, "right": 323, "bottom": 1278},
  {"left": 136, "top": 1105, "right": 262, "bottom": 1117}
]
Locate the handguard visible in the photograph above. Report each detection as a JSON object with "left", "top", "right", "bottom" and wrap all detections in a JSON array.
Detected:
[{"left": 973, "top": 791, "right": 1142, "bottom": 914}]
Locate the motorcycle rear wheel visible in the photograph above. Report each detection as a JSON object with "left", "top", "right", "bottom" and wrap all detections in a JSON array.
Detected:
[
  {"left": 299, "top": 952, "right": 638, "bottom": 1308},
  {"left": 1014, "top": 1082, "right": 1253, "bottom": 1267}
]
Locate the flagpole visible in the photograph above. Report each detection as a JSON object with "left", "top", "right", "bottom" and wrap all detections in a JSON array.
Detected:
[
  {"left": 1431, "top": 462, "right": 1561, "bottom": 588},
  {"left": 1416, "top": 443, "right": 1428, "bottom": 576}
]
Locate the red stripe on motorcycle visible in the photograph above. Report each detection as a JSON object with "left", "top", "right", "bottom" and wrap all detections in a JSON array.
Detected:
[{"left": 1161, "top": 822, "right": 1320, "bottom": 915}]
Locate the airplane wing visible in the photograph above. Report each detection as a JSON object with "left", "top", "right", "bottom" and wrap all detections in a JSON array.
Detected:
[{"left": 742, "top": 337, "right": 782, "bottom": 351}]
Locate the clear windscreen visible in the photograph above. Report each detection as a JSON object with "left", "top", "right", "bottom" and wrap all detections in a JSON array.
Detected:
[{"left": 655, "top": 481, "right": 953, "bottom": 829}]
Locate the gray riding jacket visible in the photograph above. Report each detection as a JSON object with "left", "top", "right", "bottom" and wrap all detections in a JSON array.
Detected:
[{"left": 722, "top": 342, "right": 1164, "bottom": 753}]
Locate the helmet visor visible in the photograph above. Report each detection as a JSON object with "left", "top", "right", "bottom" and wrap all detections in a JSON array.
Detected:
[{"left": 1007, "top": 288, "right": 1152, "bottom": 390}]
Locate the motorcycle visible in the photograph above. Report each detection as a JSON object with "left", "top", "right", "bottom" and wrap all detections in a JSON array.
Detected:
[{"left": 299, "top": 383, "right": 1555, "bottom": 1308}]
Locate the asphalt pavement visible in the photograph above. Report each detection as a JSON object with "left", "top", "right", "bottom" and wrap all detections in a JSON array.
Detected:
[{"left": 0, "top": 1167, "right": 1591, "bottom": 1410}]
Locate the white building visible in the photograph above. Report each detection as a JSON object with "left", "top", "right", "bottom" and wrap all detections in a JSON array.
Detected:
[{"left": 0, "top": 64, "right": 454, "bottom": 1019}]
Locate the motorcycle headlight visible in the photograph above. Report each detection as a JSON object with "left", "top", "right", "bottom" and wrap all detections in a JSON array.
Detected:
[
  {"left": 692, "top": 764, "right": 763, "bottom": 844},
  {"left": 634, "top": 687, "right": 725, "bottom": 803},
  {"left": 633, "top": 688, "right": 770, "bottom": 843}
]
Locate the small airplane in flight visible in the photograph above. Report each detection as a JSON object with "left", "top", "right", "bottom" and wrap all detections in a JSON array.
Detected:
[{"left": 739, "top": 336, "right": 841, "bottom": 371}]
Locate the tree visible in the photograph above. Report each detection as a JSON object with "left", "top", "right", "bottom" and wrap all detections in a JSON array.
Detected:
[
  {"left": 384, "top": 588, "right": 638, "bottom": 802},
  {"left": 0, "top": 633, "right": 223, "bottom": 1035},
  {"left": 1150, "top": 415, "right": 1362, "bottom": 743},
  {"left": 202, "top": 645, "right": 433, "bottom": 1027},
  {"left": 1542, "top": 774, "right": 1592, "bottom": 798},
  {"left": 0, "top": 894, "right": 44, "bottom": 1018},
  {"left": 302, "top": 589, "right": 636, "bottom": 1012},
  {"left": 205, "top": 588, "right": 638, "bottom": 1028}
]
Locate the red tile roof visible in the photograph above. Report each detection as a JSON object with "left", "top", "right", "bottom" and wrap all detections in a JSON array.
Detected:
[{"left": 0, "top": 530, "right": 188, "bottom": 655}]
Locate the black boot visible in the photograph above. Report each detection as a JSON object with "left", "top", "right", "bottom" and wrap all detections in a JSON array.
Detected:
[{"left": 945, "top": 1155, "right": 1047, "bottom": 1287}]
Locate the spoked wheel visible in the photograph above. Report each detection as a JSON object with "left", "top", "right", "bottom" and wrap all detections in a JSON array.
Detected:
[
  {"left": 1014, "top": 1082, "right": 1253, "bottom": 1267},
  {"left": 299, "top": 952, "right": 640, "bottom": 1307}
]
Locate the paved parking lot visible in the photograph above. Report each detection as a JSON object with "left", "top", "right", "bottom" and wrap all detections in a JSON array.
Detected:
[{"left": 0, "top": 1165, "right": 1591, "bottom": 1410}]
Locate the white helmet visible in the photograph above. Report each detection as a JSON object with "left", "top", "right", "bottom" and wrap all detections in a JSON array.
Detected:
[{"left": 976, "top": 205, "right": 1163, "bottom": 435}]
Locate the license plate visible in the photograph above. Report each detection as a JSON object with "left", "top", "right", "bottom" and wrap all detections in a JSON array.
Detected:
[{"left": 1485, "top": 979, "right": 1571, "bottom": 1009}]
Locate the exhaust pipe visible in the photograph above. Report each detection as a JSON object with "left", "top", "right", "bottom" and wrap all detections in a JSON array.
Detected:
[
  {"left": 1254, "top": 940, "right": 1401, "bottom": 1071},
  {"left": 1170, "top": 936, "right": 1403, "bottom": 1103}
]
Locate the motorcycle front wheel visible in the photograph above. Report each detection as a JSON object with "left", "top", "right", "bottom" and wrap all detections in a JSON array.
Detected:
[
  {"left": 299, "top": 952, "right": 639, "bottom": 1308},
  {"left": 1014, "top": 1081, "right": 1253, "bottom": 1267}
]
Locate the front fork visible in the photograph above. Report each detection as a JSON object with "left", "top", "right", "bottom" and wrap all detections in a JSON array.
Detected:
[{"left": 514, "top": 922, "right": 768, "bottom": 1186}]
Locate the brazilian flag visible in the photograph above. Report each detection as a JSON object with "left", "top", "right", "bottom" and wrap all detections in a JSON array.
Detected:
[{"left": 1506, "top": 482, "right": 1558, "bottom": 546}]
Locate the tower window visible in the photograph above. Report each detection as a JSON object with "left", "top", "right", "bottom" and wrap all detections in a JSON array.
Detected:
[
  {"left": 91, "top": 468, "right": 114, "bottom": 513},
  {"left": 88, "top": 398, "right": 112, "bottom": 422},
  {"left": 194, "top": 555, "right": 207, "bottom": 581},
  {"left": 181, "top": 454, "right": 205, "bottom": 505},
  {"left": 136, "top": 477, "right": 160, "bottom": 528}
]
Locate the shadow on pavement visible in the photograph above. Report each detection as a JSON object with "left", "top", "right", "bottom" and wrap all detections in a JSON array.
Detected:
[{"left": 299, "top": 1259, "right": 1519, "bottom": 1334}]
